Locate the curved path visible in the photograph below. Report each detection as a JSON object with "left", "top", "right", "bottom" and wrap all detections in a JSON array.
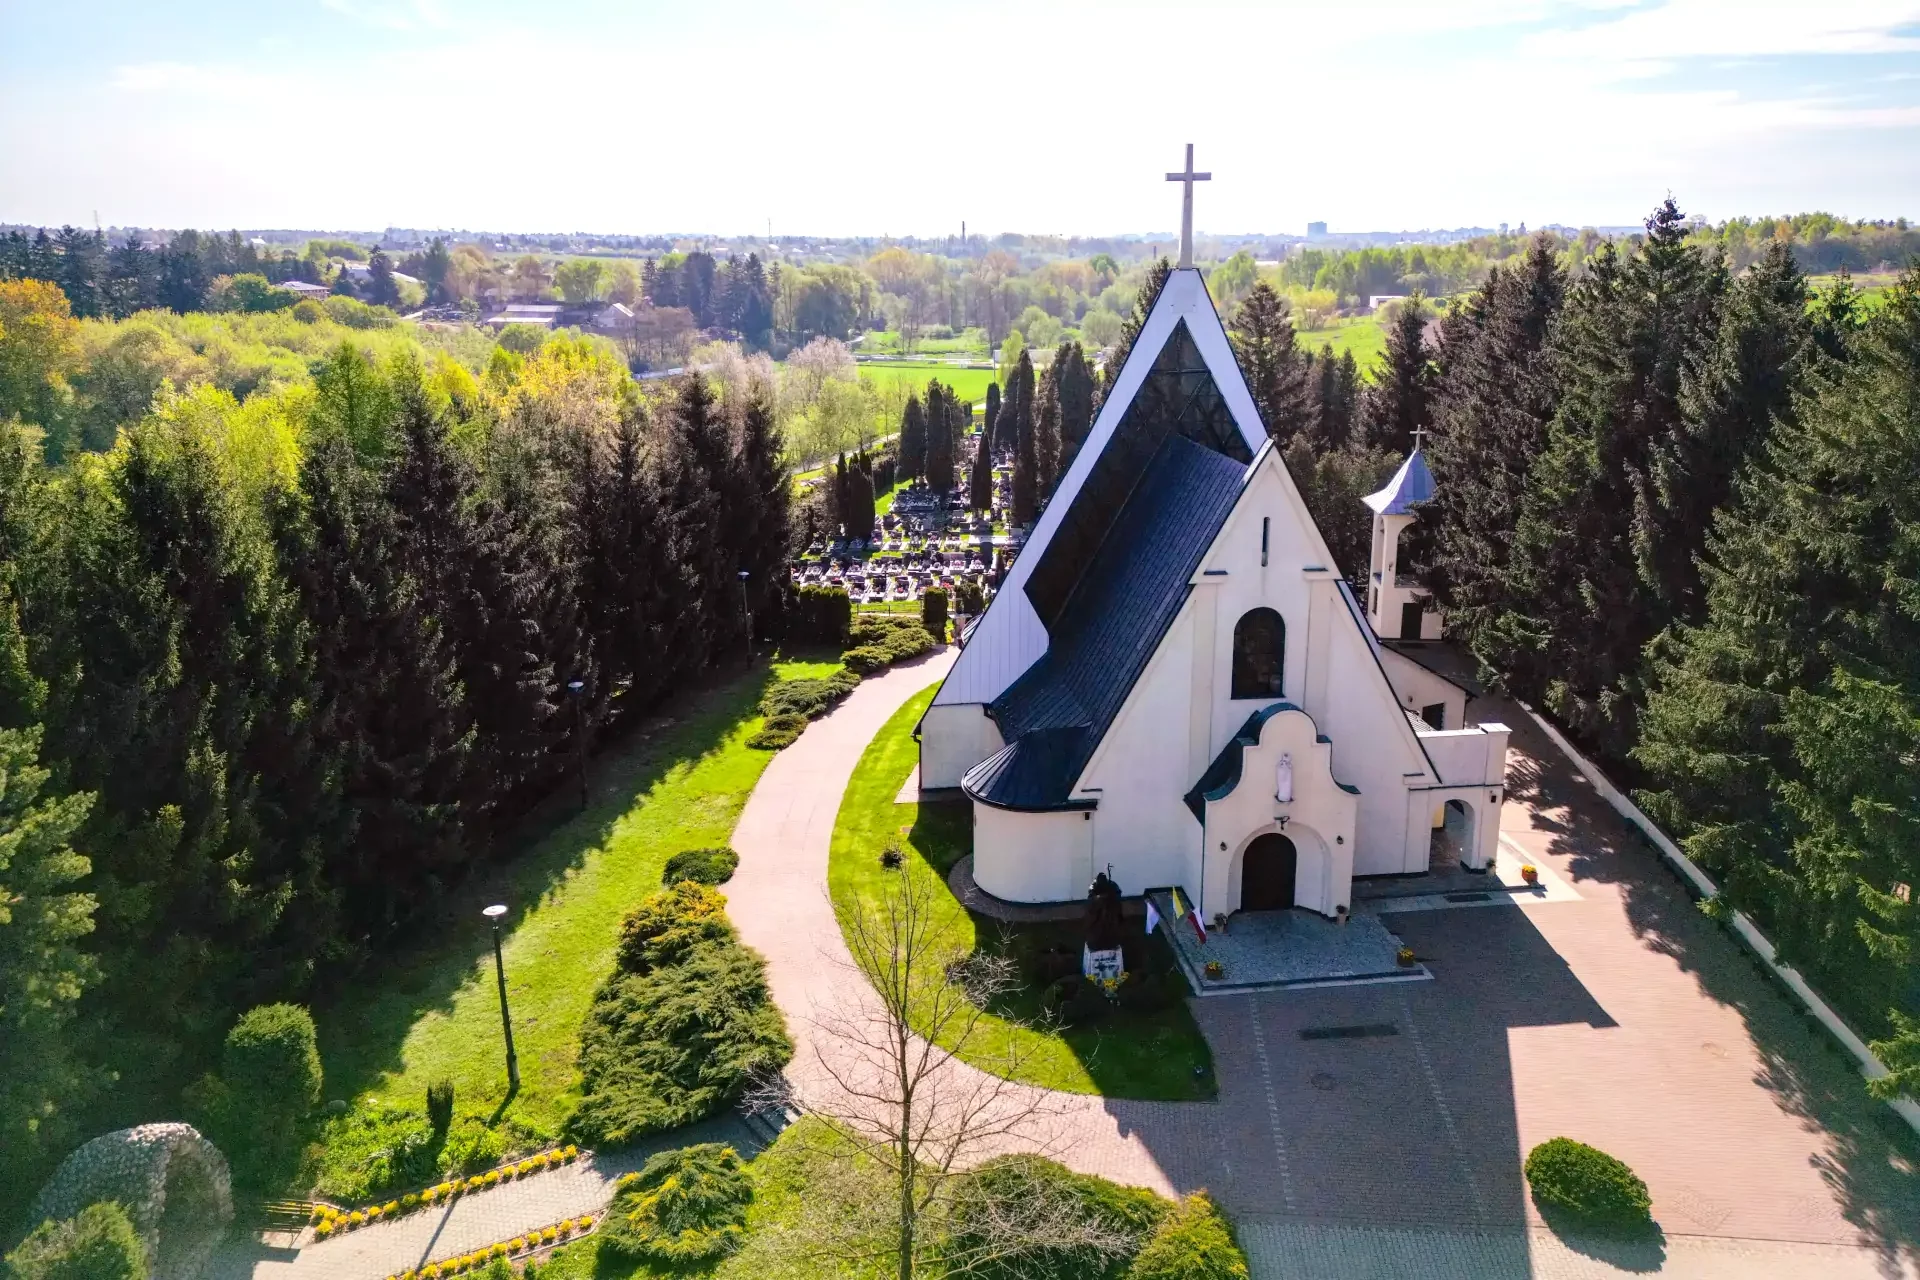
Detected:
[{"left": 726, "top": 648, "right": 1213, "bottom": 1196}]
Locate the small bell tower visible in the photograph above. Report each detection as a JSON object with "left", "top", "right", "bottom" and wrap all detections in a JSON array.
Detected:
[{"left": 1362, "top": 437, "right": 1440, "bottom": 641}]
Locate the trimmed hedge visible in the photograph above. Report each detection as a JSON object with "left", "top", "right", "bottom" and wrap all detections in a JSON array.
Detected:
[
  {"left": 791, "top": 585, "right": 852, "bottom": 647},
  {"left": 663, "top": 846, "right": 739, "bottom": 886},
  {"left": 1126, "top": 1192, "right": 1248, "bottom": 1280},
  {"left": 1523, "top": 1137, "right": 1652, "bottom": 1229},
  {"left": 599, "top": 1144, "right": 752, "bottom": 1264},
  {"left": 921, "top": 586, "right": 949, "bottom": 639},
  {"left": 568, "top": 884, "right": 791, "bottom": 1148}
]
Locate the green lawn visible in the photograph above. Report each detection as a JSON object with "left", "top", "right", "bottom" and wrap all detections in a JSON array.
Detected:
[
  {"left": 314, "top": 664, "right": 787, "bottom": 1150},
  {"left": 857, "top": 362, "right": 999, "bottom": 406},
  {"left": 1296, "top": 315, "right": 1387, "bottom": 372},
  {"left": 827, "top": 689, "right": 1213, "bottom": 1100},
  {"left": 873, "top": 476, "right": 911, "bottom": 516}
]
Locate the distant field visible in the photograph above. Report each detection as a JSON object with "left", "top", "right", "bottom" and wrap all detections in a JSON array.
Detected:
[
  {"left": 858, "top": 361, "right": 999, "bottom": 405},
  {"left": 1295, "top": 315, "right": 1387, "bottom": 372}
]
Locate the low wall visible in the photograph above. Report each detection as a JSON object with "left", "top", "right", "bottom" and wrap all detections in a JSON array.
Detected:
[{"left": 1520, "top": 703, "right": 1920, "bottom": 1138}]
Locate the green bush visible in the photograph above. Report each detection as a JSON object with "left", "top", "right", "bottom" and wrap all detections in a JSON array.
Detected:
[
  {"left": 921, "top": 586, "right": 948, "bottom": 638},
  {"left": 663, "top": 846, "right": 739, "bottom": 886},
  {"left": 439, "top": 1118, "right": 506, "bottom": 1176},
  {"left": 1523, "top": 1137, "right": 1652, "bottom": 1229},
  {"left": 5, "top": 1202, "right": 148, "bottom": 1280},
  {"left": 598, "top": 1144, "right": 752, "bottom": 1264},
  {"left": 225, "top": 1003, "right": 323, "bottom": 1118},
  {"left": 426, "top": 1078, "right": 455, "bottom": 1136},
  {"left": 568, "top": 887, "right": 791, "bottom": 1148},
  {"left": 944, "top": 1154, "right": 1164, "bottom": 1280},
  {"left": 841, "top": 620, "right": 933, "bottom": 674},
  {"left": 759, "top": 670, "right": 860, "bottom": 721},
  {"left": 313, "top": 1105, "right": 439, "bottom": 1200},
  {"left": 1125, "top": 1192, "right": 1247, "bottom": 1280}
]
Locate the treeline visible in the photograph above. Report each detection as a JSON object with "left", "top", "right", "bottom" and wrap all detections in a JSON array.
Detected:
[
  {"left": 0, "top": 331, "right": 791, "bottom": 1203},
  {"left": 0, "top": 226, "right": 327, "bottom": 319},
  {"left": 1691, "top": 213, "right": 1920, "bottom": 274},
  {"left": 1410, "top": 198, "right": 1920, "bottom": 1084}
]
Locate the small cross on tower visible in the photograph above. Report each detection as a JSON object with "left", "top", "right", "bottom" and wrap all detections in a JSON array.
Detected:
[
  {"left": 1411, "top": 425, "right": 1431, "bottom": 454},
  {"left": 1165, "top": 143, "right": 1211, "bottom": 270}
]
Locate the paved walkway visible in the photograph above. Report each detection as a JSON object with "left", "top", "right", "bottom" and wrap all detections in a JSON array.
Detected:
[{"left": 205, "top": 1114, "right": 755, "bottom": 1279}]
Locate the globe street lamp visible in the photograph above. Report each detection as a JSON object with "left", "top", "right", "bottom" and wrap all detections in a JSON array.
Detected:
[
  {"left": 736, "top": 570, "right": 752, "bottom": 665},
  {"left": 482, "top": 904, "right": 519, "bottom": 1093},
  {"left": 566, "top": 679, "right": 587, "bottom": 812}
]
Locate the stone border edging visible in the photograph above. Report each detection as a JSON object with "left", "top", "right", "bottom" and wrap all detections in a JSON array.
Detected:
[{"left": 1518, "top": 701, "right": 1920, "bottom": 1137}]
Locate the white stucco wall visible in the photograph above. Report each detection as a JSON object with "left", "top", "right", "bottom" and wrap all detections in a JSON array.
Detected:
[
  {"left": 972, "top": 804, "right": 1094, "bottom": 903},
  {"left": 1367, "top": 512, "right": 1441, "bottom": 641},
  {"left": 918, "top": 703, "right": 1004, "bottom": 790},
  {"left": 1195, "top": 707, "right": 1357, "bottom": 919},
  {"left": 1378, "top": 647, "right": 1468, "bottom": 730}
]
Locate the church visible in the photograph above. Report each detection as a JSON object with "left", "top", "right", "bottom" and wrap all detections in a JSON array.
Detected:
[{"left": 918, "top": 154, "right": 1510, "bottom": 925}]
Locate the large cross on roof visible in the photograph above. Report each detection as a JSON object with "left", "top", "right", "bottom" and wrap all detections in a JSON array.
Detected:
[{"left": 1165, "top": 143, "right": 1211, "bottom": 270}]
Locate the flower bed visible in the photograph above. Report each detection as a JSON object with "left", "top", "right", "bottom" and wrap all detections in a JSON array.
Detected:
[
  {"left": 310, "top": 1146, "right": 582, "bottom": 1237},
  {"left": 380, "top": 1213, "right": 598, "bottom": 1279}
]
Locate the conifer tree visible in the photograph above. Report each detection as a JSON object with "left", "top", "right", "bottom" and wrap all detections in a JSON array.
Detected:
[
  {"left": 737, "top": 395, "right": 792, "bottom": 618},
  {"left": 1034, "top": 358, "right": 1061, "bottom": 496},
  {"left": 1637, "top": 268, "right": 1920, "bottom": 1080},
  {"left": 1052, "top": 340, "right": 1095, "bottom": 476},
  {"left": 924, "top": 380, "right": 955, "bottom": 492},
  {"left": 1492, "top": 198, "right": 1728, "bottom": 757},
  {"left": 1359, "top": 295, "right": 1434, "bottom": 455},
  {"left": 1417, "top": 236, "right": 1566, "bottom": 664},
  {"left": 898, "top": 393, "right": 926, "bottom": 482},
  {"left": 1099, "top": 258, "right": 1171, "bottom": 411},
  {"left": 982, "top": 383, "right": 1001, "bottom": 460},
  {"left": 1229, "top": 282, "right": 1314, "bottom": 443},
  {"left": 1008, "top": 353, "right": 1037, "bottom": 525},
  {"left": 968, "top": 421, "right": 992, "bottom": 514}
]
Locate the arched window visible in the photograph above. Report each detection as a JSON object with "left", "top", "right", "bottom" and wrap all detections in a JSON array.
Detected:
[{"left": 1231, "top": 608, "right": 1285, "bottom": 699}]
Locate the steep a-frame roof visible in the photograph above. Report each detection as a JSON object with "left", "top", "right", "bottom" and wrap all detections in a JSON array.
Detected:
[
  {"left": 934, "top": 268, "right": 1272, "bottom": 710},
  {"left": 963, "top": 434, "right": 1245, "bottom": 811}
]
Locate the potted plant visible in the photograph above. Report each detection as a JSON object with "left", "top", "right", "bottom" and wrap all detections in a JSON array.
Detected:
[
  {"left": 1211, "top": 912, "right": 1229, "bottom": 936},
  {"left": 1396, "top": 946, "right": 1416, "bottom": 968},
  {"left": 1203, "top": 959, "right": 1225, "bottom": 980},
  {"left": 1521, "top": 863, "right": 1540, "bottom": 886}
]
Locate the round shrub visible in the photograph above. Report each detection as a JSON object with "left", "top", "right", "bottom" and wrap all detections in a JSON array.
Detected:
[
  {"left": 223, "top": 1003, "right": 324, "bottom": 1125},
  {"left": 599, "top": 1144, "right": 751, "bottom": 1264},
  {"left": 1523, "top": 1137, "right": 1652, "bottom": 1229},
  {"left": 663, "top": 846, "right": 740, "bottom": 886},
  {"left": 1127, "top": 1191, "right": 1249, "bottom": 1280}
]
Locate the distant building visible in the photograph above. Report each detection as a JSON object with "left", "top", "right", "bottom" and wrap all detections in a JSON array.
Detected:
[
  {"left": 1306, "top": 221, "right": 1328, "bottom": 239},
  {"left": 1368, "top": 294, "right": 1408, "bottom": 310},
  {"left": 279, "top": 280, "right": 330, "bottom": 302}
]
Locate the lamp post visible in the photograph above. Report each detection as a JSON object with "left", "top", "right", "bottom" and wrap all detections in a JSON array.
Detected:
[
  {"left": 736, "top": 570, "right": 752, "bottom": 665},
  {"left": 482, "top": 904, "right": 519, "bottom": 1093},
  {"left": 566, "top": 679, "right": 587, "bottom": 811}
]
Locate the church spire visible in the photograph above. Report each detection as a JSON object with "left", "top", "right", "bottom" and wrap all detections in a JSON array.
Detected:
[{"left": 1165, "top": 143, "right": 1211, "bottom": 269}]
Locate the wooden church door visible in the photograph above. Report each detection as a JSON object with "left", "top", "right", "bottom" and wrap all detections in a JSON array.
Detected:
[
  {"left": 1400, "top": 600, "right": 1425, "bottom": 640},
  {"left": 1241, "top": 833, "right": 1297, "bottom": 911}
]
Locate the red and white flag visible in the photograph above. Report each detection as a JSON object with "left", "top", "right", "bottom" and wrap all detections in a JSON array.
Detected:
[{"left": 1172, "top": 888, "right": 1206, "bottom": 943}]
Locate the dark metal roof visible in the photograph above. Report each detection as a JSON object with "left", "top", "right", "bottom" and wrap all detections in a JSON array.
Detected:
[{"left": 962, "top": 433, "right": 1247, "bottom": 812}]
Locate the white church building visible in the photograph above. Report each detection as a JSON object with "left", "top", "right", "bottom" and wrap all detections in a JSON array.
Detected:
[{"left": 918, "top": 190, "right": 1509, "bottom": 925}]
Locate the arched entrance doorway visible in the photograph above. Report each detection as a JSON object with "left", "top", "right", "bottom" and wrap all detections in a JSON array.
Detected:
[{"left": 1241, "top": 833, "right": 1297, "bottom": 911}]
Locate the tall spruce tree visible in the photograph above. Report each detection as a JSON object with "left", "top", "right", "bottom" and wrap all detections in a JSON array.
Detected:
[
  {"left": 1636, "top": 268, "right": 1920, "bottom": 1089},
  {"left": 1490, "top": 198, "right": 1728, "bottom": 759},
  {"left": 1359, "top": 295, "right": 1435, "bottom": 455},
  {"left": 1008, "top": 352, "right": 1037, "bottom": 525},
  {"left": 1053, "top": 340, "right": 1095, "bottom": 477},
  {"left": 1416, "top": 236, "right": 1567, "bottom": 666},
  {"left": 1229, "top": 282, "right": 1314, "bottom": 443},
  {"left": 898, "top": 393, "right": 927, "bottom": 482},
  {"left": 1033, "top": 359, "right": 1061, "bottom": 497},
  {"left": 982, "top": 383, "right": 1002, "bottom": 461},
  {"left": 967, "top": 421, "right": 992, "bottom": 513},
  {"left": 924, "top": 380, "right": 955, "bottom": 492}
]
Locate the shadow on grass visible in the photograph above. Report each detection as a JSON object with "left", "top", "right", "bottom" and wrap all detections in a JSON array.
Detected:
[
  {"left": 880, "top": 757, "right": 1213, "bottom": 1101},
  {"left": 313, "top": 660, "right": 784, "bottom": 1129},
  {"left": 1495, "top": 695, "right": 1920, "bottom": 1268}
]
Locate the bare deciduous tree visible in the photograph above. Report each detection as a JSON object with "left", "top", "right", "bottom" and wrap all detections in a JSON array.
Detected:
[{"left": 746, "top": 868, "right": 1137, "bottom": 1279}]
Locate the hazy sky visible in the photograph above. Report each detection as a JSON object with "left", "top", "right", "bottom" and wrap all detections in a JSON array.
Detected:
[{"left": 4, "top": 0, "right": 1918, "bottom": 236}]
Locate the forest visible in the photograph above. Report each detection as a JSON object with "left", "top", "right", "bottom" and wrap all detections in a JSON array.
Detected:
[{"left": 0, "top": 305, "right": 792, "bottom": 1217}]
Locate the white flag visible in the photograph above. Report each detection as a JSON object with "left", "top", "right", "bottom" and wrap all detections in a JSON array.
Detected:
[{"left": 1145, "top": 898, "right": 1162, "bottom": 936}]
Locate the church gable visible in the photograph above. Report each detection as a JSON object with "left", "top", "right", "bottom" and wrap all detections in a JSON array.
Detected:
[{"left": 933, "top": 267, "right": 1268, "bottom": 710}]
